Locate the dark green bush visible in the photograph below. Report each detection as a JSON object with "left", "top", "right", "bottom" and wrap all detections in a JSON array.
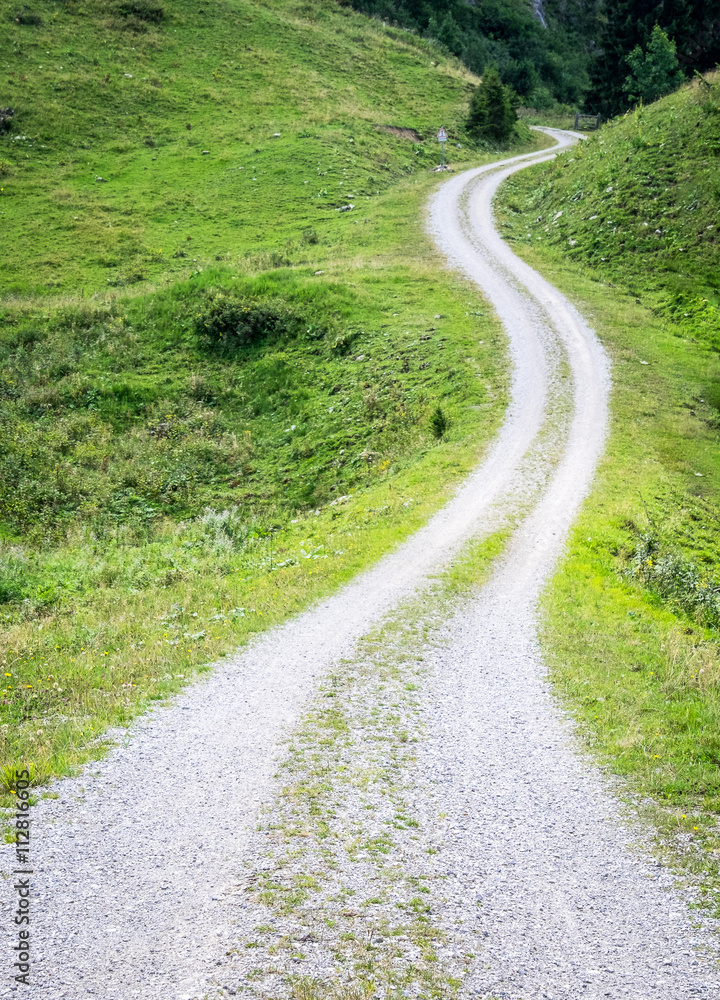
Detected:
[
  {"left": 116, "top": 2, "right": 164, "bottom": 23},
  {"left": 429, "top": 405, "right": 449, "bottom": 439},
  {"left": 195, "top": 298, "right": 297, "bottom": 355},
  {"left": 14, "top": 9, "right": 42, "bottom": 26}
]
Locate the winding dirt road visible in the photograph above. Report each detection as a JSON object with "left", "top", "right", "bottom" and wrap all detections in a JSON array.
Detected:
[{"left": 4, "top": 131, "right": 719, "bottom": 999}]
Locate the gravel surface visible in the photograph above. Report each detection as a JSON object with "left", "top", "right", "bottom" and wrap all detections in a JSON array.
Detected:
[
  {"left": 200, "top": 577, "right": 720, "bottom": 1000},
  {"left": 4, "top": 130, "right": 718, "bottom": 999},
  {"left": 422, "top": 589, "right": 720, "bottom": 1000}
]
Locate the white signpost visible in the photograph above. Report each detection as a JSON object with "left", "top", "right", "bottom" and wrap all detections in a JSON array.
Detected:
[{"left": 437, "top": 127, "right": 448, "bottom": 166}]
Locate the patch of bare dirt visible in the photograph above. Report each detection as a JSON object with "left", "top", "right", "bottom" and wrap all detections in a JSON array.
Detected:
[{"left": 375, "top": 124, "right": 423, "bottom": 142}]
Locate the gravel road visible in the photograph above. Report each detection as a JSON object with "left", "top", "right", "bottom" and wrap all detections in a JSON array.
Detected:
[{"left": 3, "top": 130, "right": 718, "bottom": 999}]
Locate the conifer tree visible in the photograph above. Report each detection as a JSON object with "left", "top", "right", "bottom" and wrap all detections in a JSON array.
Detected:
[
  {"left": 588, "top": 0, "right": 720, "bottom": 116},
  {"left": 623, "top": 25, "right": 684, "bottom": 105},
  {"left": 435, "top": 12, "right": 464, "bottom": 55},
  {"left": 467, "top": 67, "right": 518, "bottom": 146}
]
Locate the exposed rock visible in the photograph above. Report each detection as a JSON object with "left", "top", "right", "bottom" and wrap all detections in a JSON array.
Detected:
[{"left": 532, "top": 0, "right": 547, "bottom": 28}]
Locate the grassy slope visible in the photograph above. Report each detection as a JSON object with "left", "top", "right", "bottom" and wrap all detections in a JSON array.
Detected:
[
  {"left": 0, "top": 0, "right": 548, "bottom": 792},
  {"left": 497, "top": 77, "right": 720, "bottom": 911},
  {"left": 506, "top": 75, "right": 720, "bottom": 341},
  {"left": 1, "top": 0, "right": 480, "bottom": 296}
]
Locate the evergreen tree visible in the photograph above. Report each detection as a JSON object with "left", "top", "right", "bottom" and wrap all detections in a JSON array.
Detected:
[
  {"left": 588, "top": 0, "right": 720, "bottom": 117},
  {"left": 435, "top": 12, "right": 464, "bottom": 55},
  {"left": 502, "top": 58, "right": 539, "bottom": 101},
  {"left": 467, "top": 66, "right": 518, "bottom": 145},
  {"left": 623, "top": 25, "right": 684, "bottom": 105}
]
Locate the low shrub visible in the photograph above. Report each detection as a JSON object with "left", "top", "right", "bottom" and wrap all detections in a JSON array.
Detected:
[
  {"left": 116, "top": 2, "right": 163, "bottom": 23},
  {"left": 195, "top": 298, "right": 302, "bottom": 355},
  {"left": 429, "top": 405, "right": 449, "bottom": 439}
]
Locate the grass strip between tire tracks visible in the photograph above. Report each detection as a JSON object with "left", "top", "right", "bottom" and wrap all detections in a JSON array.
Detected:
[{"left": 211, "top": 531, "right": 508, "bottom": 1000}]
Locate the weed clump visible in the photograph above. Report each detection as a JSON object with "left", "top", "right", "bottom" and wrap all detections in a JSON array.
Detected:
[
  {"left": 662, "top": 627, "right": 720, "bottom": 698},
  {"left": 626, "top": 532, "right": 720, "bottom": 630}
]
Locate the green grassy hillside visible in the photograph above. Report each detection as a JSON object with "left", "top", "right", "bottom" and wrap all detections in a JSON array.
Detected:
[
  {"left": 0, "top": 0, "right": 546, "bottom": 789},
  {"left": 497, "top": 77, "right": 720, "bottom": 911},
  {"left": 502, "top": 73, "right": 720, "bottom": 346},
  {"left": 1, "top": 0, "right": 485, "bottom": 297}
]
